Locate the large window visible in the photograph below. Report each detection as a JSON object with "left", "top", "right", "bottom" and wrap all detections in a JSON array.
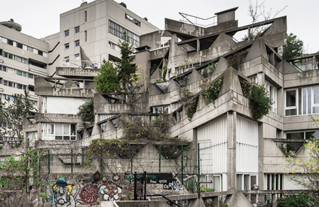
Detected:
[
  {"left": 44, "top": 123, "right": 76, "bottom": 140},
  {"left": 285, "top": 86, "right": 319, "bottom": 116},
  {"left": 108, "top": 20, "right": 139, "bottom": 47}
]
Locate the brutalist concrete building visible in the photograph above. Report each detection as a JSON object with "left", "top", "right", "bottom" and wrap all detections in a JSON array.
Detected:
[{"left": 5, "top": 4, "right": 319, "bottom": 207}]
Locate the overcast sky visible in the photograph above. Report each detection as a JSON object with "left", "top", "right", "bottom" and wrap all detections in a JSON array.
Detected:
[{"left": 1, "top": 0, "right": 318, "bottom": 53}]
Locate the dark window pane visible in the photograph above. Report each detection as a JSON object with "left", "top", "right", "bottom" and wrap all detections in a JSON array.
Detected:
[
  {"left": 285, "top": 109, "right": 297, "bottom": 116},
  {"left": 306, "top": 131, "right": 319, "bottom": 140},
  {"left": 286, "top": 90, "right": 296, "bottom": 107}
]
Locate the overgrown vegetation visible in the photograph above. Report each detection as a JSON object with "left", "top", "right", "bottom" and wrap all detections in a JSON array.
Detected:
[
  {"left": 283, "top": 33, "right": 304, "bottom": 60},
  {"left": 77, "top": 98, "right": 94, "bottom": 123},
  {"left": 0, "top": 91, "right": 37, "bottom": 140},
  {"left": 227, "top": 50, "right": 248, "bottom": 69},
  {"left": 201, "top": 76, "right": 223, "bottom": 105},
  {"left": 94, "top": 34, "right": 143, "bottom": 100},
  {"left": 84, "top": 116, "right": 190, "bottom": 171},
  {"left": 162, "top": 66, "right": 170, "bottom": 81},
  {"left": 186, "top": 98, "right": 199, "bottom": 121},
  {"left": 202, "top": 63, "right": 216, "bottom": 78},
  {"left": 277, "top": 193, "right": 319, "bottom": 207},
  {"left": 239, "top": 79, "right": 273, "bottom": 120},
  {"left": 94, "top": 60, "right": 120, "bottom": 93},
  {"left": 249, "top": 84, "right": 272, "bottom": 119}
]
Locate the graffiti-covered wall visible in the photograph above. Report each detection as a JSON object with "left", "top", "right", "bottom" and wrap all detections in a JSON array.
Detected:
[{"left": 41, "top": 172, "right": 186, "bottom": 207}]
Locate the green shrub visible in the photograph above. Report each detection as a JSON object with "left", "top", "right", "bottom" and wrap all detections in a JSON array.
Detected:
[
  {"left": 249, "top": 85, "right": 273, "bottom": 120},
  {"left": 277, "top": 193, "right": 319, "bottom": 207}
]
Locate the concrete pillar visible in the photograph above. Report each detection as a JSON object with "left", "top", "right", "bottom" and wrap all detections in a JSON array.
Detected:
[
  {"left": 258, "top": 123, "right": 264, "bottom": 202},
  {"left": 227, "top": 111, "right": 236, "bottom": 191},
  {"left": 135, "top": 50, "right": 151, "bottom": 90},
  {"left": 257, "top": 72, "right": 265, "bottom": 86},
  {"left": 277, "top": 88, "right": 284, "bottom": 117},
  {"left": 197, "top": 39, "right": 200, "bottom": 52}
]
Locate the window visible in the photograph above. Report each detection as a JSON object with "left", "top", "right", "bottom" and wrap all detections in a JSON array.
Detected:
[
  {"left": 7, "top": 39, "right": 13, "bottom": 46},
  {"left": 65, "top": 43, "right": 69, "bottom": 50},
  {"left": 285, "top": 89, "right": 298, "bottom": 116},
  {"left": 75, "top": 40, "right": 80, "bottom": 47},
  {"left": 108, "top": 41, "right": 120, "bottom": 51},
  {"left": 75, "top": 54, "right": 80, "bottom": 61},
  {"left": 265, "top": 81, "right": 277, "bottom": 113},
  {"left": 16, "top": 42, "right": 23, "bottom": 49},
  {"left": 125, "top": 14, "right": 141, "bottom": 26},
  {"left": 64, "top": 30, "right": 69, "bottom": 37},
  {"left": 286, "top": 86, "right": 319, "bottom": 116},
  {"left": 85, "top": 11, "right": 87, "bottom": 22},
  {"left": 85, "top": 31, "right": 87, "bottom": 42},
  {"left": 33, "top": 48, "right": 38, "bottom": 54},
  {"left": 64, "top": 56, "right": 69, "bottom": 63},
  {"left": 75, "top": 26, "right": 80, "bottom": 34},
  {"left": 38, "top": 50, "right": 43, "bottom": 56},
  {"left": 250, "top": 75, "right": 258, "bottom": 84},
  {"left": 108, "top": 20, "right": 139, "bottom": 47}
]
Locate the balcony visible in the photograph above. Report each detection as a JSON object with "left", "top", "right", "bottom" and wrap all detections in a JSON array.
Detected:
[
  {"left": 34, "top": 77, "right": 95, "bottom": 97},
  {"left": 56, "top": 67, "right": 99, "bottom": 78}
]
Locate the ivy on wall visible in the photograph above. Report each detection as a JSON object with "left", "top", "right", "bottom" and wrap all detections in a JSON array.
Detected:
[
  {"left": 239, "top": 78, "right": 273, "bottom": 120},
  {"left": 201, "top": 76, "right": 223, "bottom": 106}
]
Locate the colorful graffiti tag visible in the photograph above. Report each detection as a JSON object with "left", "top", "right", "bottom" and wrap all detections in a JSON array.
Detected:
[
  {"left": 80, "top": 184, "right": 99, "bottom": 204},
  {"left": 43, "top": 172, "right": 184, "bottom": 206}
]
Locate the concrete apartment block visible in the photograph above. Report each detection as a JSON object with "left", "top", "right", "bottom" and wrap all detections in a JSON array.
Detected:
[{"left": 2, "top": 3, "right": 319, "bottom": 206}]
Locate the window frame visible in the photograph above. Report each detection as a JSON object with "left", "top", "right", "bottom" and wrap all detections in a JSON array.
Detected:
[
  {"left": 285, "top": 88, "right": 299, "bottom": 116},
  {"left": 64, "top": 30, "right": 69, "bottom": 37},
  {"left": 75, "top": 26, "right": 80, "bottom": 34},
  {"left": 65, "top": 43, "right": 69, "bottom": 50},
  {"left": 75, "top": 40, "right": 80, "bottom": 47}
]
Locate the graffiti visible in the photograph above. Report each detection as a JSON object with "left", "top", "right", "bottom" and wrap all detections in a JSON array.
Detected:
[
  {"left": 124, "top": 173, "right": 176, "bottom": 184},
  {"left": 52, "top": 177, "right": 77, "bottom": 207},
  {"left": 43, "top": 173, "right": 184, "bottom": 206},
  {"left": 99, "top": 183, "right": 122, "bottom": 201},
  {"left": 163, "top": 181, "right": 183, "bottom": 190},
  {"left": 80, "top": 184, "right": 99, "bottom": 204}
]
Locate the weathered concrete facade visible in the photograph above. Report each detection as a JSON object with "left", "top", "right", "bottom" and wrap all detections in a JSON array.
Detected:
[{"left": 3, "top": 5, "right": 319, "bottom": 207}]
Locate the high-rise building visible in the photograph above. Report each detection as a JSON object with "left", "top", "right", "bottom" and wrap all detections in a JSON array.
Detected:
[{"left": 0, "top": 0, "right": 159, "bottom": 112}]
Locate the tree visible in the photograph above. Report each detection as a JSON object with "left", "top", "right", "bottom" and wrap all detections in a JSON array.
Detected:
[
  {"left": 94, "top": 34, "right": 143, "bottom": 99},
  {"left": 77, "top": 98, "right": 95, "bottom": 123},
  {"left": 283, "top": 33, "right": 304, "bottom": 60},
  {"left": 0, "top": 91, "right": 47, "bottom": 205},
  {"left": 285, "top": 117, "right": 319, "bottom": 200},
  {"left": 246, "top": 0, "right": 287, "bottom": 40},
  {"left": 0, "top": 90, "right": 36, "bottom": 140},
  {"left": 94, "top": 60, "right": 120, "bottom": 93}
]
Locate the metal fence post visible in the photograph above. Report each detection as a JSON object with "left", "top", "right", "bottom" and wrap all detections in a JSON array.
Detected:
[
  {"left": 134, "top": 171, "right": 137, "bottom": 200},
  {"left": 144, "top": 171, "right": 147, "bottom": 200},
  {"left": 48, "top": 150, "right": 50, "bottom": 174},
  {"left": 181, "top": 145, "right": 184, "bottom": 185},
  {"left": 71, "top": 149, "right": 73, "bottom": 174},
  {"left": 100, "top": 149, "right": 103, "bottom": 172},
  {"left": 131, "top": 148, "right": 133, "bottom": 173},
  {"left": 198, "top": 143, "right": 200, "bottom": 199},
  {"left": 159, "top": 146, "right": 161, "bottom": 173}
]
